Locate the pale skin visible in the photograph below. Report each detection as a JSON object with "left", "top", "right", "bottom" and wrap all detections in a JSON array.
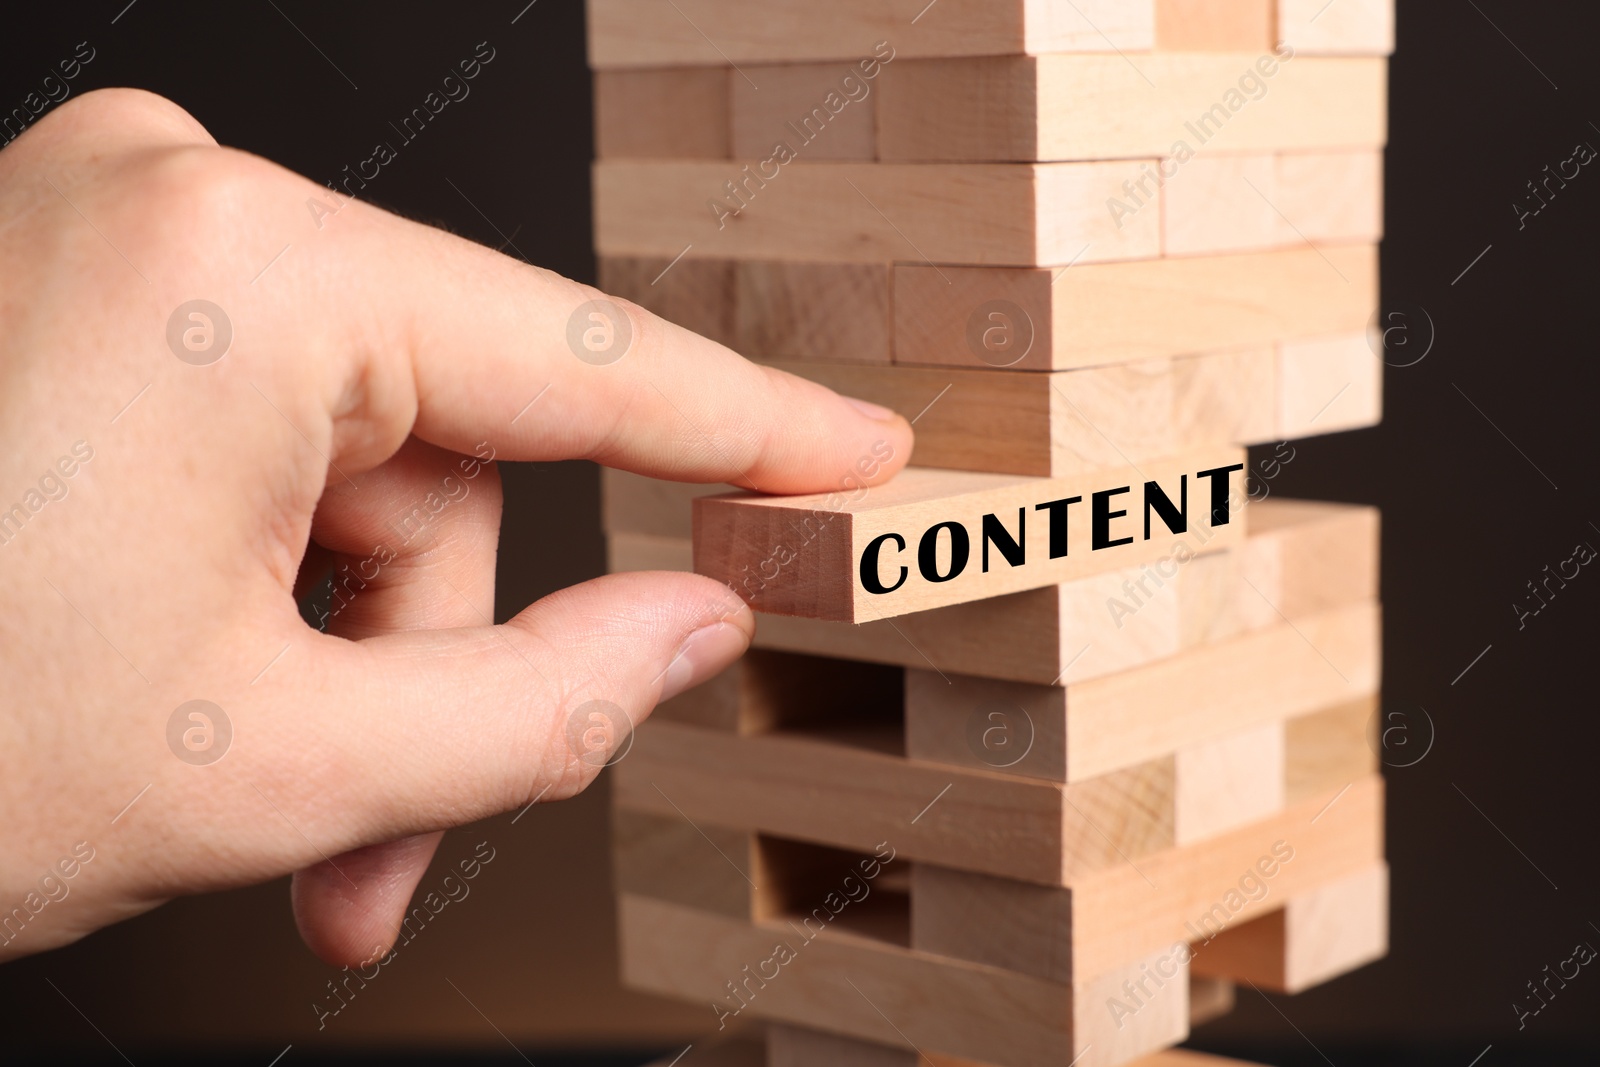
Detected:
[{"left": 0, "top": 90, "right": 913, "bottom": 966}]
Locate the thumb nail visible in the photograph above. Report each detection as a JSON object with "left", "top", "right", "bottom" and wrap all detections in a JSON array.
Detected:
[
  {"left": 844, "top": 395, "right": 898, "bottom": 422},
  {"left": 659, "top": 622, "right": 749, "bottom": 703}
]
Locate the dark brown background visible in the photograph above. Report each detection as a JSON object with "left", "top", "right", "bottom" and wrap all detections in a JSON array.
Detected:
[{"left": 1, "top": 2, "right": 1596, "bottom": 1063}]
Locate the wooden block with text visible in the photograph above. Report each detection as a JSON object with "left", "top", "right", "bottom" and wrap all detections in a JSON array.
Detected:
[
  {"left": 612, "top": 494, "right": 1378, "bottom": 688},
  {"left": 693, "top": 451, "right": 1248, "bottom": 622}
]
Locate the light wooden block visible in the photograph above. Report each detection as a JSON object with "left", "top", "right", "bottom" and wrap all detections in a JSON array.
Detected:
[
  {"left": 1173, "top": 722, "right": 1285, "bottom": 844},
  {"left": 876, "top": 55, "right": 1384, "bottom": 162},
  {"left": 598, "top": 255, "right": 736, "bottom": 347},
  {"left": 1274, "top": 150, "right": 1384, "bottom": 247},
  {"left": 1163, "top": 154, "right": 1279, "bottom": 256},
  {"left": 616, "top": 496, "right": 1377, "bottom": 687},
  {"left": 904, "top": 600, "right": 1376, "bottom": 783},
  {"left": 1156, "top": 0, "right": 1276, "bottom": 51},
  {"left": 1279, "top": 0, "right": 1394, "bottom": 55},
  {"left": 621, "top": 893, "right": 1186, "bottom": 1067},
  {"left": 594, "top": 161, "right": 1163, "bottom": 267},
  {"left": 616, "top": 720, "right": 1176, "bottom": 887},
  {"left": 594, "top": 68, "right": 729, "bottom": 159},
  {"left": 612, "top": 809, "right": 755, "bottom": 919},
  {"left": 1064, "top": 600, "right": 1377, "bottom": 780},
  {"left": 759, "top": 349, "right": 1276, "bottom": 477},
  {"left": 1277, "top": 332, "right": 1383, "bottom": 437},
  {"left": 737, "top": 262, "right": 891, "bottom": 363},
  {"left": 587, "top": 0, "right": 1155, "bottom": 68},
  {"left": 892, "top": 245, "right": 1378, "bottom": 372},
  {"left": 694, "top": 450, "right": 1247, "bottom": 622},
  {"left": 1162, "top": 149, "right": 1382, "bottom": 257},
  {"left": 731, "top": 65, "right": 877, "bottom": 161},
  {"left": 908, "top": 775, "right": 1383, "bottom": 985},
  {"left": 1285, "top": 695, "right": 1378, "bottom": 805},
  {"left": 1191, "top": 863, "right": 1388, "bottom": 992}
]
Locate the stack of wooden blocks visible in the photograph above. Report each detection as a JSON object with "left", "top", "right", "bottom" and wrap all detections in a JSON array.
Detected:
[{"left": 588, "top": 2, "right": 1391, "bottom": 1065}]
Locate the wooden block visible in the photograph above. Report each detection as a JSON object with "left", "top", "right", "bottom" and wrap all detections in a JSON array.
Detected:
[
  {"left": 612, "top": 809, "right": 755, "bottom": 918},
  {"left": 1240, "top": 497, "right": 1379, "bottom": 621},
  {"left": 587, "top": 0, "right": 1154, "bottom": 68},
  {"left": 760, "top": 349, "right": 1276, "bottom": 477},
  {"left": 1064, "top": 600, "right": 1377, "bottom": 780},
  {"left": 769, "top": 1025, "right": 917, "bottom": 1067},
  {"left": 1277, "top": 332, "right": 1383, "bottom": 438},
  {"left": 737, "top": 262, "right": 891, "bottom": 363},
  {"left": 602, "top": 467, "right": 730, "bottom": 539},
  {"left": 694, "top": 450, "right": 1248, "bottom": 623},
  {"left": 1163, "top": 153, "right": 1280, "bottom": 257},
  {"left": 891, "top": 245, "right": 1378, "bottom": 372},
  {"left": 1279, "top": 0, "right": 1394, "bottom": 55},
  {"left": 1173, "top": 722, "right": 1285, "bottom": 844},
  {"left": 622, "top": 892, "right": 1187, "bottom": 1067},
  {"left": 594, "top": 68, "right": 729, "bottom": 159},
  {"left": 594, "top": 161, "right": 1163, "bottom": 267},
  {"left": 1274, "top": 150, "right": 1384, "bottom": 248},
  {"left": 1156, "top": 0, "right": 1275, "bottom": 51},
  {"left": 616, "top": 720, "right": 1175, "bottom": 887},
  {"left": 731, "top": 65, "right": 877, "bottom": 162},
  {"left": 1285, "top": 695, "right": 1378, "bottom": 805},
  {"left": 1191, "top": 863, "right": 1388, "bottom": 992},
  {"left": 622, "top": 496, "right": 1375, "bottom": 687},
  {"left": 598, "top": 255, "right": 736, "bottom": 347},
  {"left": 904, "top": 601, "right": 1376, "bottom": 783},
  {"left": 909, "top": 776, "right": 1383, "bottom": 985},
  {"left": 876, "top": 55, "right": 1384, "bottom": 162},
  {"left": 1188, "top": 974, "right": 1236, "bottom": 1027},
  {"left": 1162, "top": 150, "right": 1382, "bottom": 257}
]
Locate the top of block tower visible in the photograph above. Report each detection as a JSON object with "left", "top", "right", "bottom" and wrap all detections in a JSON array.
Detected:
[{"left": 586, "top": 0, "right": 1154, "bottom": 69}]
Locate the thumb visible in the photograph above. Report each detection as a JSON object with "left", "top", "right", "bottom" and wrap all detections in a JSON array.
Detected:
[{"left": 295, "top": 571, "right": 752, "bottom": 843}]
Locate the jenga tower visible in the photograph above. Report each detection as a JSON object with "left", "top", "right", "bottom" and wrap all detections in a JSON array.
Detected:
[{"left": 590, "top": 2, "right": 1392, "bottom": 1065}]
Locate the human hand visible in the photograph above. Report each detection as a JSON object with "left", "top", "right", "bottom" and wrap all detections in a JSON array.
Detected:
[{"left": 0, "top": 89, "right": 911, "bottom": 967}]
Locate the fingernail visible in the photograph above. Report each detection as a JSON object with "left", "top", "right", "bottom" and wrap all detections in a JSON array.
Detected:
[
  {"left": 659, "top": 622, "right": 749, "bottom": 703},
  {"left": 844, "top": 395, "right": 898, "bottom": 422}
]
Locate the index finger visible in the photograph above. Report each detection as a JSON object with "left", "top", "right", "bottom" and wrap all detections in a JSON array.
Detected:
[{"left": 319, "top": 193, "right": 914, "bottom": 494}]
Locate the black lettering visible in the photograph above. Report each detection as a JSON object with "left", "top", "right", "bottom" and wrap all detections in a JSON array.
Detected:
[
  {"left": 981, "top": 508, "right": 1025, "bottom": 572},
  {"left": 918, "top": 522, "right": 970, "bottom": 583},
  {"left": 859, "top": 533, "right": 907, "bottom": 595},
  {"left": 1196, "top": 464, "right": 1245, "bottom": 525},
  {"left": 1034, "top": 496, "right": 1081, "bottom": 559},
  {"left": 1143, "top": 475, "right": 1187, "bottom": 538},
  {"left": 1092, "top": 487, "right": 1133, "bottom": 549}
]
